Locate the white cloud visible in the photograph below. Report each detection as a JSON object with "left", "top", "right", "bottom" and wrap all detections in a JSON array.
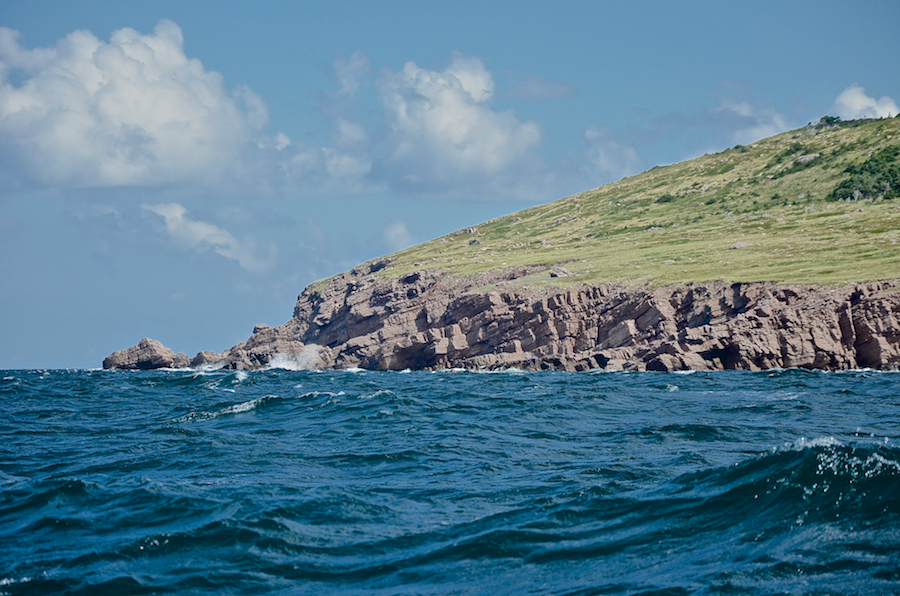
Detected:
[
  {"left": 0, "top": 20, "right": 271, "bottom": 189},
  {"left": 284, "top": 145, "right": 372, "bottom": 191},
  {"left": 833, "top": 84, "right": 898, "bottom": 120},
  {"left": 444, "top": 52, "right": 494, "bottom": 102},
  {"left": 382, "top": 219, "right": 414, "bottom": 250},
  {"left": 0, "top": 21, "right": 547, "bottom": 200},
  {"left": 377, "top": 53, "right": 541, "bottom": 188},
  {"left": 274, "top": 132, "right": 291, "bottom": 151},
  {"left": 716, "top": 98, "right": 787, "bottom": 146},
  {"left": 333, "top": 117, "right": 368, "bottom": 148},
  {"left": 334, "top": 51, "right": 370, "bottom": 96},
  {"left": 142, "top": 203, "right": 275, "bottom": 271}
]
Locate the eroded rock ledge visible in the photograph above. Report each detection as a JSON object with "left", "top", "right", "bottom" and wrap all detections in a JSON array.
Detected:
[{"left": 104, "top": 262, "right": 900, "bottom": 372}]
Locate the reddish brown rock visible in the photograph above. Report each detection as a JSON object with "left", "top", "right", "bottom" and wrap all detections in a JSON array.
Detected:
[
  {"left": 104, "top": 262, "right": 900, "bottom": 372},
  {"left": 103, "top": 338, "right": 181, "bottom": 370},
  {"left": 204, "top": 263, "right": 900, "bottom": 372}
]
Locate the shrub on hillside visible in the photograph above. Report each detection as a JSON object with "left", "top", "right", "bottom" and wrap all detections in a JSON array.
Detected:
[{"left": 829, "top": 146, "right": 900, "bottom": 201}]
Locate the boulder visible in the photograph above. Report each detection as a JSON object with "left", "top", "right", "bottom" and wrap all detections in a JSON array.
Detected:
[{"left": 103, "top": 338, "right": 179, "bottom": 370}]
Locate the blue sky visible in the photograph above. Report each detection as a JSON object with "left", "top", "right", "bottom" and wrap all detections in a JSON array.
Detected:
[{"left": 1, "top": 0, "right": 898, "bottom": 368}]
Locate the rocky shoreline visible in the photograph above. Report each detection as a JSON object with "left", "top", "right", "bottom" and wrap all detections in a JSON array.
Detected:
[{"left": 103, "top": 261, "right": 900, "bottom": 372}]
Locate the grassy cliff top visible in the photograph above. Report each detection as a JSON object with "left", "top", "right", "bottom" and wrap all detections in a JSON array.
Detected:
[{"left": 378, "top": 117, "right": 900, "bottom": 289}]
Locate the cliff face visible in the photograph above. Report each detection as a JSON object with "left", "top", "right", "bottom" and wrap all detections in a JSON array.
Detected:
[{"left": 176, "top": 262, "right": 900, "bottom": 372}]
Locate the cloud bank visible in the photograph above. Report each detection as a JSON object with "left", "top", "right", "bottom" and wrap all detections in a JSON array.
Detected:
[{"left": 3, "top": 20, "right": 897, "bottom": 208}]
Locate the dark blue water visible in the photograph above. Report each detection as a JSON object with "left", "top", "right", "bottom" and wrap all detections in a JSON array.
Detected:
[{"left": 1, "top": 368, "right": 898, "bottom": 595}]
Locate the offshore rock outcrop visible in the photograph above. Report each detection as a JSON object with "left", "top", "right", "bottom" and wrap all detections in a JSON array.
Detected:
[
  {"left": 104, "top": 261, "right": 900, "bottom": 372},
  {"left": 102, "top": 338, "right": 191, "bottom": 370}
]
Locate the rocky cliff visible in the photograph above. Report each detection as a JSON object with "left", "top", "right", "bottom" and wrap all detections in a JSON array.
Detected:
[{"left": 104, "top": 261, "right": 900, "bottom": 372}]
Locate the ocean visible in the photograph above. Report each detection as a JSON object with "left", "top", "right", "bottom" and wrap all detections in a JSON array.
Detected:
[{"left": 1, "top": 368, "right": 898, "bottom": 595}]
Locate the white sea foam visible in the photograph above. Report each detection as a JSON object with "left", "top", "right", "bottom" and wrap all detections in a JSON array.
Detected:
[
  {"left": 792, "top": 436, "right": 843, "bottom": 450},
  {"left": 194, "top": 362, "right": 226, "bottom": 372},
  {"left": 0, "top": 575, "right": 35, "bottom": 587},
  {"left": 232, "top": 370, "right": 249, "bottom": 384},
  {"left": 358, "top": 389, "right": 395, "bottom": 400},
  {"left": 173, "top": 394, "right": 280, "bottom": 423},
  {"left": 268, "top": 354, "right": 304, "bottom": 371},
  {"left": 474, "top": 367, "right": 525, "bottom": 374},
  {"left": 268, "top": 345, "right": 325, "bottom": 371}
]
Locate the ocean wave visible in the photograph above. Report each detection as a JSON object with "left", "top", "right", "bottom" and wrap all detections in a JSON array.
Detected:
[
  {"left": 172, "top": 395, "right": 283, "bottom": 423},
  {"left": 4, "top": 369, "right": 900, "bottom": 595}
]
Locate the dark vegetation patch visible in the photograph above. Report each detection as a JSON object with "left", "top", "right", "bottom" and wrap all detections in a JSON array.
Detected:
[{"left": 830, "top": 146, "right": 900, "bottom": 201}]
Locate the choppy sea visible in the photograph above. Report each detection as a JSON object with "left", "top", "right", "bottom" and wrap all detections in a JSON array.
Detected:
[{"left": 1, "top": 368, "right": 899, "bottom": 595}]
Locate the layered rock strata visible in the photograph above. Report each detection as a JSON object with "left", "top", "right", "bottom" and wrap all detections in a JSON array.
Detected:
[{"left": 104, "top": 262, "right": 900, "bottom": 372}]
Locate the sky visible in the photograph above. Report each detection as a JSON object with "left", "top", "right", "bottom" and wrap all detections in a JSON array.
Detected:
[{"left": 1, "top": 0, "right": 899, "bottom": 369}]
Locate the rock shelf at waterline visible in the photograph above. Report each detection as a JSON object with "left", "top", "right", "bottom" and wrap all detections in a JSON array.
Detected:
[{"left": 103, "top": 266, "right": 900, "bottom": 372}]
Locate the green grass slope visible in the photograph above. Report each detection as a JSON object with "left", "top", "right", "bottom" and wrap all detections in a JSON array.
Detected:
[{"left": 379, "top": 117, "right": 900, "bottom": 289}]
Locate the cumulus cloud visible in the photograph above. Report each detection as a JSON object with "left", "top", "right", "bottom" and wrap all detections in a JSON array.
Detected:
[
  {"left": 376, "top": 52, "right": 542, "bottom": 190},
  {"left": 0, "top": 20, "right": 549, "bottom": 201},
  {"left": 0, "top": 20, "right": 269, "bottom": 189},
  {"left": 833, "top": 84, "right": 898, "bottom": 120},
  {"left": 507, "top": 73, "right": 577, "bottom": 101},
  {"left": 142, "top": 203, "right": 275, "bottom": 271}
]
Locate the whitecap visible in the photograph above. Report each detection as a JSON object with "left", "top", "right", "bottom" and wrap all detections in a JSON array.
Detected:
[
  {"left": 173, "top": 394, "right": 280, "bottom": 423},
  {"left": 358, "top": 389, "right": 395, "bottom": 400},
  {"left": 475, "top": 367, "right": 525, "bottom": 374},
  {"left": 0, "top": 575, "right": 35, "bottom": 587},
  {"left": 194, "top": 362, "right": 226, "bottom": 372},
  {"left": 792, "top": 436, "right": 843, "bottom": 450}
]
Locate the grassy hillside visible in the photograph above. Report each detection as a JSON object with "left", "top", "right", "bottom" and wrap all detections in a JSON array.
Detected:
[{"left": 379, "top": 117, "right": 900, "bottom": 289}]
